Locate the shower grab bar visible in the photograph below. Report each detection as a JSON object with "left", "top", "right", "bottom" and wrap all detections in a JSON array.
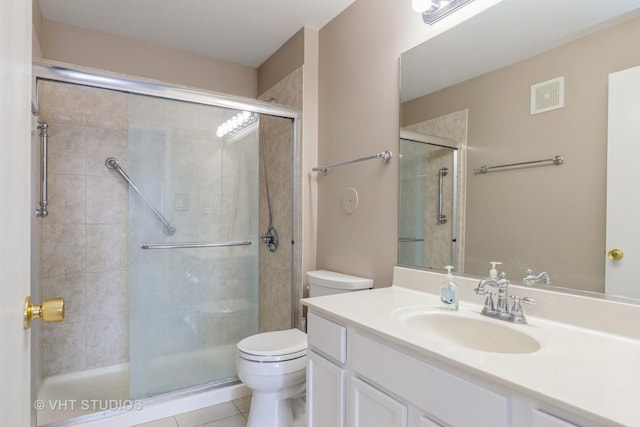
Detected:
[
  {"left": 399, "top": 237, "right": 425, "bottom": 243},
  {"left": 474, "top": 155, "right": 564, "bottom": 174},
  {"left": 438, "top": 167, "right": 448, "bottom": 224},
  {"left": 141, "top": 240, "right": 252, "bottom": 250},
  {"left": 312, "top": 150, "right": 392, "bottom": 175},
  {"left": 105, "top": 157, "right": 176, "bottom": 235},
  {"left": 36, "top": 122, "right": 49, "bottom": 217}
]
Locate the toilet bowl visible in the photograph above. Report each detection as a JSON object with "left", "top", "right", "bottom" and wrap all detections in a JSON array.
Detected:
[
  {"left": 236, "top": 328, "right": 307, "bottom": 427},
  {"left": 236, "top": 270, "right": 373, "bottom": 427}
]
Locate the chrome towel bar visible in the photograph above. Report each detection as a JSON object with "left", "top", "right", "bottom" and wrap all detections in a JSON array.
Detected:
[
  {"left": 313, "top": 150, "right": 392, "bottom": 175},
  {"left": 474, "top": 155, "right": 564, "bottom": 174},
  {"left": 105, "top": 157, "right": 176, "bottom": 235},
  {"left": 141, "top": 240, "right": 252, "bottom": 250}
]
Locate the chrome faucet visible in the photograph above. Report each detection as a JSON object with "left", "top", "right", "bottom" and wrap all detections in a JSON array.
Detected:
[
  {"left": 474, "top": 272, "right": 512, "bottom": 320},
  {"left": 522, "top": 269, "right": 551, "bottom": 286},
  {"left": 474, "top": 272, "right": 537, "bottom": 323}
]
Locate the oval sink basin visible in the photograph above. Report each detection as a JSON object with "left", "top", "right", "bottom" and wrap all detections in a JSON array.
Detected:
[{"left": 395, "top": 309, "right": 541, "bottom": 354}]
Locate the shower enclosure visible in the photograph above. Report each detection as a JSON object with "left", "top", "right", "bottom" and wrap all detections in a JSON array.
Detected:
[
  {"left": 398, "top": 135, "right": 459, "bottom": 270},
  {"left": 32, "top": 64, "right": 299, "bottom": 426}
]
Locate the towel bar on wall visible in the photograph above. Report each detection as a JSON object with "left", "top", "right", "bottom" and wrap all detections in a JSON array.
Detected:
[
  {"left": 474, "top": 155, "right": 564, "bottom": 174},
  {"left": 313, "top": 150, "right": 393, "bottom": 175}
]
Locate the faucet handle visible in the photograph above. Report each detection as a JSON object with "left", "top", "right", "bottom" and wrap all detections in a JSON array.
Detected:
[
  {"left": 480, "top": 290, "right": 496, "bottom": 317},
  {"left": 523, "top": 269, "right": 551, "bottom": 286},
  {"left": 510, "top": 295, "right": 536, "bottom": 304},
  {"left": 509, "top": 295, "right": 536, "bottom": 324}
]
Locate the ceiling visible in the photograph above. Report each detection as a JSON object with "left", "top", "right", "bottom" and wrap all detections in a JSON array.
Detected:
[{"left": 37, "top": 0, "right": 357, "bottom": 67}]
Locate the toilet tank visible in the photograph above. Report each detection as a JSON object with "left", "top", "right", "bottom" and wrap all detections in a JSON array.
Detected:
[{"left": 307, "top": 270, "right": 373, "bottom": 297}]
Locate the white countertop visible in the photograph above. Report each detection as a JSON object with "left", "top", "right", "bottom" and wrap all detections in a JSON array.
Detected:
[{"left": 302, "top": 284, "right": 640, "bottom": 427}]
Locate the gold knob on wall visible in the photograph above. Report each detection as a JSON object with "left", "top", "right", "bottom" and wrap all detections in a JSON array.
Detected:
[
  {"left": 607, "top": 248, "right": 624, "bottom": 261},
  {"left": 24, "top": 296, "right": 64, "bottom": 329}
]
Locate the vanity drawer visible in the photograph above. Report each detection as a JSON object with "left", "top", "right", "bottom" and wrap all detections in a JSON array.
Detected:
[
  {"left": 352, "top": 332, "right": 509, "bottom": 427},
  {"left": 307, "top": 311, "right": 347, "bottom": 364}
]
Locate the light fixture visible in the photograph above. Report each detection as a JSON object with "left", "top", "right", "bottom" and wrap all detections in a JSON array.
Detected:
[
  {"left": 413, "top": 0, "right": 474, "bottom": 25},
  {"left": 412, "top": 0, "right": 436, "bottom": 13},
  {"left": 216, "top": 111, "right": 258, "bottom": 138}
]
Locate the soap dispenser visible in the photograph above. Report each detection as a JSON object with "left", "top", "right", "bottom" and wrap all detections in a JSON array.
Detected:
[
  {"left": 440, "top": 265, "right": 459, "bottom": 310},
  {"left": 489, "top": 261, "right": 502, "bottom": 279}
]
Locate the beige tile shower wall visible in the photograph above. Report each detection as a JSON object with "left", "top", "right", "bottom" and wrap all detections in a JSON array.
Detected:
[
  {"left": 257, "top": 67, "right": 302, "bottom": 332},
  {"left": 38, "top": 81, "right": 129, "bottom": 376}
]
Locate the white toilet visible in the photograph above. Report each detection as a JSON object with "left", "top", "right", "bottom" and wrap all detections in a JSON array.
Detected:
[{"left": 236, "top": 270, "right": 373, "bottom": 427}]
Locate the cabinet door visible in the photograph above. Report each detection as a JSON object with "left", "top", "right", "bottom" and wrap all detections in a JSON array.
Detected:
[
  {"left": 307, "top": 351, "right": 345, "bottom": 427},
  {"left": 350, "top": 377, "right": 408, "bottom": 427},
  {"left": 532, "top": 410, "right": 580, "bottom": 427},
  {"left": 419, "top": 415, "right": 444, "bottom": 427}
]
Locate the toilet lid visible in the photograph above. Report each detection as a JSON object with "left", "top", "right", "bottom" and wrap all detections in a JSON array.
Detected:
[{"left": 237, "top": 328, "right": 307, "bottom": 362}]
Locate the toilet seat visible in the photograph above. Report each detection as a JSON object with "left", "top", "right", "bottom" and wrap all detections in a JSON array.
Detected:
[{"left": 237, "top": 328, "right": 307, "bottom": 362}]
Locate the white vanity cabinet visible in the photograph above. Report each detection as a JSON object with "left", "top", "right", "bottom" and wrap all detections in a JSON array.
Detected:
[
  {"left": 351, "top": 331, "right": 509, "bottom": 427},
  {"left": 306, "top": 308, "right": 605, "bottom": 427},
  {"left": 306, "top": 312, "right": 347, "bottom": 427},
  {"left": 306, "top": 310, "right": 508, "bottom": 427},
  {"left": 350, "top": 376, "right": 408, "bottom": 426}
]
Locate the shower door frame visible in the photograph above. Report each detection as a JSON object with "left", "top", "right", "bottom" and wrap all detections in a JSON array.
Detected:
[
  {"left": 398, "top": 129, "right": 465, "bottom": 272},
  {"left": 31, "top": 61, "right": 302, "bottom": 407}
]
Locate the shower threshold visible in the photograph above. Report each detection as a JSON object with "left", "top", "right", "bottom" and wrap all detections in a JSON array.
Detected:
[{"left": 37, "top": 364, "right": 249, "bottom": 427}]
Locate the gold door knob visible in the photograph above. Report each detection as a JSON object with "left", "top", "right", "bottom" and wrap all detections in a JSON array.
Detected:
[
  {"left": 23, "top": 296, "right": 64, "bottom": 329},
  {"left": 607, "top": 248, "right": 624, "bottom": 261}
]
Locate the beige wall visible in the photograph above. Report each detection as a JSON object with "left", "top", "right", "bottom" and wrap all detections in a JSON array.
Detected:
[
  {"left": 401, "top": 16, "right": 640, "bottom": 292},
  {"left": 258, "top": 29, "right": 304, "bottom": 96},
  {"left": 316, "top": 0, "right": 498, "bottom": 287},
  {"left": 302, "top": 27, "right": 320, "bottom": 299},
  {"left": 40, "top": 18, "right": 257, "bottom": 98},
  {"left": 32, "top": 0, "right": 43, "bottom": 58}
]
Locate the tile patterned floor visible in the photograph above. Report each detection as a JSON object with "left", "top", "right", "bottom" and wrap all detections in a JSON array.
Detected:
[{"left": 133, "top": 396, "right": 251, "bottom": 427}]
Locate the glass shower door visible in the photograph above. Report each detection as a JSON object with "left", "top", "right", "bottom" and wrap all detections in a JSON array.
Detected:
[
  {"left": 127, "top": 94, "right": 259, "bottom": 399},
  {"left": 398, "top": 138, "right": 457, "bottom": 270}
]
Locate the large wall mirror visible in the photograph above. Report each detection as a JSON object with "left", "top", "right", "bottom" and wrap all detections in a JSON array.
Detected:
[{"left": 399, "top": 0, "right": 640, "bottom": 301}]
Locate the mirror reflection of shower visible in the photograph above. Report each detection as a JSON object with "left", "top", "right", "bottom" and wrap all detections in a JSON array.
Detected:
[{"left": 398, "top": 133, "right": 459, "bottom": 270}]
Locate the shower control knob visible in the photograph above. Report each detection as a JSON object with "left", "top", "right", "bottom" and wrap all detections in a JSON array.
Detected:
[
  {"left": 261, "top": 226, "right": 279, "bottom": 253},
  {"left": 24, "top": 296, "right": 64, "bottom": 329}
]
